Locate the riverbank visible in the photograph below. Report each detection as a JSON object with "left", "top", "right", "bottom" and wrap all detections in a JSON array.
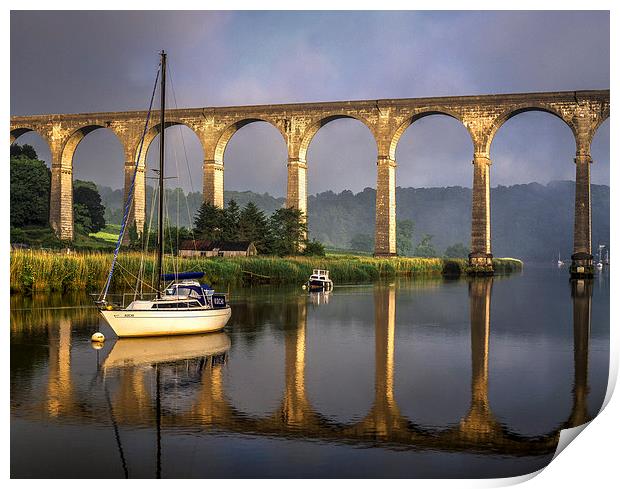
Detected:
[{"left": 9, "top": 250, "right": 523, "bottom": 294}]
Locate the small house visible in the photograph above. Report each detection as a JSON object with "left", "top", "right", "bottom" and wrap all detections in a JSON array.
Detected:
[{"left": 179, "top": 240, "right": 257, "bottom": 258}]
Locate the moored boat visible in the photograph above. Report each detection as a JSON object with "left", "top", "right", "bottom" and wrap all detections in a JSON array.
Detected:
[
  {"left": 596, "top": 244, "right": 607, "bottom": 271},
  {"left": 99, "top": 272, "right": 231, "bottom": 337},
  {"left": 306, "top": 269, "right": 333, "bottom": 291},
  {"left": 557, "top": 252, "right": 564, "bottom": 267},
  {"left": 95, "top": 51, "right": 232, "bottom": 337}
]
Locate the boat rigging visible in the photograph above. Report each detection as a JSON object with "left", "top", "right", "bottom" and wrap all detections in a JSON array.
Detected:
[{"left": 95, "top": 51, "right": 232, "bottom": 337}]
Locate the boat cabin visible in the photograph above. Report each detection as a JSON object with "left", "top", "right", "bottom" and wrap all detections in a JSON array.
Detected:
[
  {"left": 309, "top": 269, "right": 330, "bottom": 281},
  {"left": 164, "top": 280, "right": 212, "bottom": 301},
  {"left": 154, "top": 272, "right": 227, "bottom": 309},
  {"left": 307, "top": 269, "right": 333, "bottom": 291}
]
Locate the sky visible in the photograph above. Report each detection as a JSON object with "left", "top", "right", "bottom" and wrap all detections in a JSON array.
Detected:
[{"left": 10, "top": 10, "right": 610, "bottom": 196}]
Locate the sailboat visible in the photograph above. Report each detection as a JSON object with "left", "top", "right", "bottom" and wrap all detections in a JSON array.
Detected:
[
  {"left": 95, "top": 51, "right": 232, "bottom": 337},
  {"left": 596, "top": 244, "right": 605, "bottom": 270},
  {"left": 557, "top": 252, "right": 564, "bottom": 268}
]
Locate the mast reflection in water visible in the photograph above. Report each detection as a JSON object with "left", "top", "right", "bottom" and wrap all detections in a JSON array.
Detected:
[{"left": 10, "top": 267, "right": 608, "bottom": 478}]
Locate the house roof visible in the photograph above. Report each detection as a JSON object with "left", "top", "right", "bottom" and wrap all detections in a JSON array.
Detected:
[{"left": 180, "top": 240, "right": 254, "bottom": 252}]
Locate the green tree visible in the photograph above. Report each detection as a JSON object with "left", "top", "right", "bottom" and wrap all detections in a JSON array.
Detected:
[
  {"left": 10, "top": 148, "right": 51, "bottom": 227},
  {"left": 11, "top": 143, "right": 38, "bottom": 160},
  {"left": 444, "top": 242, "right": 470, "bottom": 258},
  {"left": 166, "top": 226, "right": 194, "bottom": 253},
  {"left": 303, "top": 239, "right": 326, "bottom": 256},
  {"left": 350, "top": 233, "right": 373, "bottom": 252},
  {"left": 397, "top": 220, "right": 414, "bottom": 256},
  {"left": 269, "top": 207, "right": 307, "bottom": 256},
  {"left": 193, "top": 201, "right": 224, "bottom": 240},
  {"left": 73, "top": 203, "right": 93, "bottom": 233},
  {"left": 238, "top": 201, "right": 270, "bottom": 254},
  {"left": 130, "top": 224, "right": 193, "bottom": 254},
  {"left": 222, "top": 199, "right": 241, "bottom": 240},
  {"left": 73, "top": 180, "right": 106, "bottom": 233},
  {"left": 127, "top": 221, "right": 141, "bottom": 249},
  {"left": 414, "top": 234, "right": 437, "bottom": 257}
]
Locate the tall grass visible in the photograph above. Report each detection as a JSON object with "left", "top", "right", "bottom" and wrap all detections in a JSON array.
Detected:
[
  {"left": 9, "top": 250, "right": 523, "bottom": 294},
  {"left": 492, "top": 257, "right": 524, "bottom": 274}
]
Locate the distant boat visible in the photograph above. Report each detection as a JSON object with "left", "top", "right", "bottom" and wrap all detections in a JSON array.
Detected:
[
  {"left": 306, "top": 269, "right": 333, "bottom": 291},
  {"left": 596, "top": 244, "right": 606, "bottom": 271},
  {"left": 557, "top": 253, "right": 565, "bottom": 267}
]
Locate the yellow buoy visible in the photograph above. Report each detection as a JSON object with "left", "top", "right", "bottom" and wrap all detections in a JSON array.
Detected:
[
  {"left": 302, "top": 284, "right": 307, "bottom": 290},
  {"left": 91, "top": 332, "right": 105, "bottom": 343},
  {"left": 106, "top": 305, "right": 114, "bottom": 310}
]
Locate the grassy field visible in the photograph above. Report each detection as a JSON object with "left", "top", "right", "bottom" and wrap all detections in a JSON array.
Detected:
[
  {"left": 9, "top": 249, "right": 523, "bottom": 294},
  {"left": 11, "top": 225, "right": 117, "bottom": 251},
  {"left": 89, "top": 224, "right": 121, "bottom": 244}
]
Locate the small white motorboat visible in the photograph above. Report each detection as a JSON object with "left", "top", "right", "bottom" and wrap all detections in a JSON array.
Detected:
[{"left": 306, "top": 269, "right": 333, "bottom": 291}]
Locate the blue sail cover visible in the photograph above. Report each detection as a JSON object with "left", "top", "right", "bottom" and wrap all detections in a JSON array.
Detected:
[{"left": 161, "top": 271, "right": 205, "bottom": 281}]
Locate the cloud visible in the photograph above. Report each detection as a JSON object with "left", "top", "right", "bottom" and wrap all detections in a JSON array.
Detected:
[{"left": 10, "top": 11, "right": 609, "bottom": 192}]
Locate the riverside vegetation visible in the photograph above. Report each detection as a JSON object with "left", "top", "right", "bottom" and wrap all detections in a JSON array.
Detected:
[
  {"left": 10, "top": 144, "right": 523, "bottom": 294},
  {"left": 100, "top": 182, "right": 610, "bottom": 261},
  {"left": 10, "top": 249, "right": 522, "bottom": 294}
]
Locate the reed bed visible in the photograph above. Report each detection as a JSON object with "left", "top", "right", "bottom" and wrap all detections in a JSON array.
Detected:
[{"left": 10, "top": 249, "right": 523, "bottom": 294}]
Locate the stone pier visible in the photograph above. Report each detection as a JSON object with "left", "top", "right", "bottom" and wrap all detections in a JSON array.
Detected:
[{"left": 469, "top": 153, "right": 493, "bottom": 273}]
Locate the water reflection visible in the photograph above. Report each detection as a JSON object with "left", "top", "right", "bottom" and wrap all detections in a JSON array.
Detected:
[
  {"left": 10, "top": 274, "right": 602, "bottom": 477},
  {"left": 100, "top": 333, "right": 231, "bottom": 478},
  {"left": 568, "top": 279, "right": 592, "bottom": 428},
  {"left": 460, "top": 278, "right": 497, "bottom": 439},
  {"left": 103, "top": 334, "right": 231, "bottom": 369},
  {"left": 46, "top": 318, "right": 73, "bottom": 417},
  {"left": 309, "top": 290, "right": 331, "bottom": 306}
]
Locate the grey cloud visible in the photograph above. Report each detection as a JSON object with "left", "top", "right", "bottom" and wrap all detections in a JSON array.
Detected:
[{"left": 11, "top": 11, "right": 609, "bottom": 194}]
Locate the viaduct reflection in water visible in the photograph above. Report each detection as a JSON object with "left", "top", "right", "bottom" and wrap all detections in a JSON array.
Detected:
[{"left": 25, "top": 278, "right": 596, "bottom": 456}]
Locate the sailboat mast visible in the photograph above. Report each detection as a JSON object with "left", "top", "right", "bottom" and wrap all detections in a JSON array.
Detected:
[{"left": 156, "top": 50, "right": 166, "bottom": 297}]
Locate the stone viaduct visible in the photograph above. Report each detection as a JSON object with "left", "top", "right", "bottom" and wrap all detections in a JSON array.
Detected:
[{"left": 10, "top": 89, "right": 609, "bottom": 273}]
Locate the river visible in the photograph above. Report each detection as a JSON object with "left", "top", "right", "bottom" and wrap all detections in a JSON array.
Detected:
[{"left": 10, "top": 265, "right": 609, "bottom": 478}]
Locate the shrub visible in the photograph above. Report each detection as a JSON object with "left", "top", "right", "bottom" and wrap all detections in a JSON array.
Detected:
[{"left": 303, "top": 240, "right": 326, "bottom": 256}]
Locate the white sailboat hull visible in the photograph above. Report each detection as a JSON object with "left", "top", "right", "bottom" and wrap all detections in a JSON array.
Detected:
[{"left": 100, "top": 307, "right": 231, "bottom": 338}]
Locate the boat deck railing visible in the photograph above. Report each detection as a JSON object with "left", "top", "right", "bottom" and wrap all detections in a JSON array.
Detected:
[
  {"left": 311, "top": 269, "right": 330, "bottom": 278},
  {"left": 92, "top": 292, "right": 159, "bottom": 309},
  {"left": 92, "top": 291, "right": 229, "bottom": 310}
]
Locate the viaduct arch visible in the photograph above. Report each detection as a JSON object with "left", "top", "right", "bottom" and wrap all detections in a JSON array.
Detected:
[{"left": 10, "top": 89, "right": 609, "bottom": 273}]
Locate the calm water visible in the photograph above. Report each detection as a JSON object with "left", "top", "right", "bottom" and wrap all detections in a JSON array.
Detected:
[{"left": 10, "top": 266, "right": 609, "bottom": 478}]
